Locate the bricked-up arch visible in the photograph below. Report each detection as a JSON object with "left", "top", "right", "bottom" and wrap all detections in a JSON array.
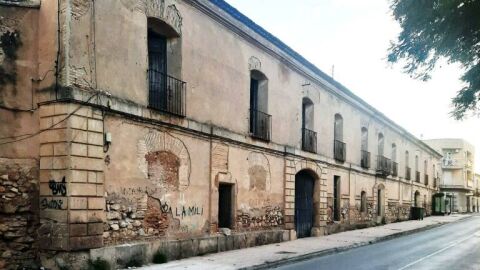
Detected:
[
  {"left": 137, "top": 131, "right": 191, "bottom": 191},
  {"left": 285, "top": 159, "right": 327, "bottom": 237},
  {"left": 247, "top": 152, "right": 271, "bottom": 191},
  {"left": 145, "top": 151, "right": 180, "bottom": 191}
]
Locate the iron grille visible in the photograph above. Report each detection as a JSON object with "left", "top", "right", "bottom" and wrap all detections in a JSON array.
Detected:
[
  {"left": 334, "top": 140, "right": 346, "bottom": 162},
  {"left": 250, "top": 109, "right": 271, "bottom": 141},
  {"left": 302, "top": 128, "right": 317, "bottom": 153},
  {"left": 392, "top": 162, "right": 398, "bottom": 177},
  {"left": 361, "top": 150, "right": 370, "bottom": 169},
  {"left": 405, "top": 167, "right": 411, "bottom": 180},
  {"left": 424, "top": 174, "right": 429, "bottom": 185},
  {"left": 376, "top": 156, "right": 392, "bottom": 177},
  {"left": 148, "top": 70, "right": 186, "bottom": 117}
]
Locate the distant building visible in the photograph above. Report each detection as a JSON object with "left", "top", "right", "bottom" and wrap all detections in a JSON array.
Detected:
[{"left": 423, "top": 139, "right": 475, "bottom": 213}]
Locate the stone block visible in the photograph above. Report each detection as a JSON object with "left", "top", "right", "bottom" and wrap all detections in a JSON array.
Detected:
[
  {"left": 88, "top": 119, "right": 103, "bottom": 133},
  {"left": 70, "top": 115, "right": 88, "bottom": 130},
  {"left": 70, "top": 224, "right": 87, "bottom": 237},
  {"left": 87, "top": 132, "right": 103, "bottom": 146},
  {"left": 88, "top": 210, "right": 106, "bottom": 222},
  {"left": 70, "top": 197, "right": 87, "bottom": 210},
  {"left": 39, "top": 129, "right": 68, "bottom": 144},
  {"left": 88, "top": 197, "right": 105, "bottom": 210},
  {"left": 285, "top": 195, "right": 294, "bottom": 203},
  {"left": 71, "top": 130, "right": 88, "bottom": 144},
  {"left": 285, "top": 182, "right": 294, "bottom": 189},
  {"left": 39, "top": 104, "right": 54, "bottom": 117},
  {"left": 233, "top": 234, "right": 246, "bottom": 250},
  {"left": 96, "top": 185, "right": 105, "bottom": 196},
  {"left": 70, "top": 210, "right": 88, "bottom": 223},
  {"left": 71, "top": 170, "right": 88, "bottom": 183},
  {"left": 54, "top": 103, "right": 70, "bottom": 115},
  {"left": 40, "top": 144, "right": 54, "bottom": 157},
  {"left": 88, "top": 145, "right": 104, "bottom": 158},
  {"left": 180, "top": 239, "right": 198, "bottom": 258},
  {"left": 40, "top": 209, "right": 68, "bottom": 222},
  {"left": 70, "top": 183, "right": 97, "bottom": 196},
  {"left": 70, "top": 235, "right": 103, "bottom": 250},
  {"left": 40, "top": 169, "right": 69, "bottom": 183},
  {"left": 40, "top": 116, "right": 53, "bottom": 131},
  {"left": 71, "top": 143, "right": 88, "bottom": 156},
  {"left": 198, "top": 238, "right": 217, "bottom": 255},
  {"left": 88, "top": 223, "right": 104, "bottom": 236},
  {"left": 54, "top": 143, "right": 69, "bottom": 156},
  {"left": 88, "top": 171, "right": 97, "bottom": 183},
  {"left": 70, "top": 156, "right": 103, "bottom": 171}
]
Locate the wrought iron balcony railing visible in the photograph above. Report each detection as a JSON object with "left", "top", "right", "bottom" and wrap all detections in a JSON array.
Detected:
[
  {"left": 424, "top": 174, "right": 429, "bottom": 186},
  {"left": 334, "top": 140, "right": 346, "bottom": 162},
  {"left": 415, "top": 171, "right": 421, "bottom": 183},
  {"left": 148, "top": 70, "right": 186, "bottom": 117},
  {"left": 302, "top": 128, "right": 317, "bottom": 153},
  {"left": 392, "top": 162, "right": 398, "bottom": 177},
  {"left": 250, "top": 109, "right": 272, "bottom": 141},
  {"left": 361, "top": 150, "right": 370, "bottom": 169},
  {"left": 376, "top": 156, "right": 392, "bottom": 177},
  {"left": 405, "top": 167, "right": 411, "bottom": 180}
]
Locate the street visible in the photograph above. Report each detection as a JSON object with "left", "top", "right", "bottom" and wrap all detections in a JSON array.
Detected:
[{"left": 276, "top": 215, "right": 480, "bottom": 270}]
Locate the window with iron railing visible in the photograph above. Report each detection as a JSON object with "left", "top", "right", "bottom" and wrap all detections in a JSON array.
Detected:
[
  {"left": 334, "top": 140, "right": 346, "bottom": 162},
  {"left": 148, "top": 70, "right": 186, "bottom": 116},
  {"left": 415, "top": 171, "right": 421, "bottom": 182},
  {"left": 250, "top": 109, "right": 271, "bottom": 141},
  {"left": 376, "top": 156, "right": 391, "bottom": 177},
  {"left": 302, "top": 128, "right": 317, "bottom": 153},
  {"left": 361, "top": 150, "right": 370, "bottom": 169},
  {"left": 392, "top": 162, "right": 398, "bottom": 177},
  {"left": 405, "top": 167, "right": 411, "bottom": 180},
  {"left": 424, "top": 174, "right": 429, "bottom": 186}
]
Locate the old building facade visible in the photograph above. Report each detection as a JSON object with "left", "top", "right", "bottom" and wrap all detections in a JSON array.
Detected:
[
  {"left": 424, "top": 139, "right": 476, "bottom": 213},
  {"left": 0, "top": 0, "right": 441, "bottom": 268}
]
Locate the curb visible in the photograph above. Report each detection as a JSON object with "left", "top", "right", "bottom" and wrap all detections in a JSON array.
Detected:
[{"left": 241, "top": 215, "right": 473, "bottom": 270}]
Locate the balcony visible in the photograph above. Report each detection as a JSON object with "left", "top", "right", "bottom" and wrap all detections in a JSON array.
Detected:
[
  {"left": 250, "top": 109, "right": 272, "bottom": 141},
  {"left": 415, "top": 171, "right": 421, "bottom": 183},
  {"left": 148, "top": 70, "right": 186, "bottom": 117},
  {"left": 302, "top": 128, "right": 317, "bottom": 153},
  {"left": 361, "top": 150, "right": 370, "bottom": 169},
  {"left": 424, "top": 174, "right": 429, "bottom": 186},
  {"left": 392, "top": 162, "right": 398, "bottom": 177},
  {"left": 334, "top": 140, "right": 346, "bottom": 162},
  {"left": 433, "top": 177, "right": 438, "bottom": 188},
  {"left": 405, "top": 167, "right": 411, "bottom": 180},
  {"left": 376, "top": 156, "right": 391, "bottom": 177}
]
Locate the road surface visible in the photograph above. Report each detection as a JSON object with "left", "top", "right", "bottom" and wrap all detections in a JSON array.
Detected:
[{"left": 276, "top": 215, "right": 480, "bottom": 270}]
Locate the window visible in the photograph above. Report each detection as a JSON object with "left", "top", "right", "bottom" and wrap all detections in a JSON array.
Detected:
[
  {"left": 147, "top": 18, "right": 185, "bottom": 116},
  {"left": 302, "top": 98, "right": 316, "bottom": 153},
  {"left": 378, "top": 133, "right": 384, "bottom": 156},
  {"left": 360, "top": 191, "right": 367, "bottom": 213},
  {"left": 360, "top": 127, "right": 370, "bottom": 168},
  {"left": 249, "top": 70, "right": 271, "bottom": 141},
  {"left": 405, "top": 151, "right": 411, "bottom": 180},
  {"left": 392, "top": 143, "right": 398, "bottom": 176},
  {"left": 334, "top": 114, "right": 346, "bottom": 162}
]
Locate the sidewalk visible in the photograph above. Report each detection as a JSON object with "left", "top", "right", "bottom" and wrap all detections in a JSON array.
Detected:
[{"left": 140, "top": 215, "right": 470, "bottom": 270}]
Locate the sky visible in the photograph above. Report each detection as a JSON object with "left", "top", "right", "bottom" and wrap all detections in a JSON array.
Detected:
[{"left": 225, "top": 0, "right": 480, "bottom": 170}]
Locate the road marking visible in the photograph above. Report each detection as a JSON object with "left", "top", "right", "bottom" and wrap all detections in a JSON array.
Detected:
[{"left": 397, "top": 235, "right": 473, "bottom": 270}]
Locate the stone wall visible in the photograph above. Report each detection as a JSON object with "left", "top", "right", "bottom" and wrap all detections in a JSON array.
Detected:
[{"left": 0, "top": 158, "right": 38, "bottom": 269}]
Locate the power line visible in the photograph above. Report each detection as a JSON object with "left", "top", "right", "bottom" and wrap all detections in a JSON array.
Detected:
[{"left": 0, "top": 93, "right": 98, "bottom": 146}]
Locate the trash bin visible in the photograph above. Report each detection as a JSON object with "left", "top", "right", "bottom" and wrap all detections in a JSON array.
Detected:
[{"left": 411, "top": 207, "right": 424, "bottom": 220}]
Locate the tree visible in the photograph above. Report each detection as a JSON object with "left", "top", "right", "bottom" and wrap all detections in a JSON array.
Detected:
[{"left": 387, "top": 0, "right": 480, "bottom": 120}]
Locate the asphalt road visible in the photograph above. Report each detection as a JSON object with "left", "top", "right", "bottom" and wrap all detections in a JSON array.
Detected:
[{"left": 275, "top": 215, "right": 480, "bottom": 270}]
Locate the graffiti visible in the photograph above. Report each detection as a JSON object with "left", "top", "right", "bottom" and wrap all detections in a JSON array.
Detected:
[
  {"left": 40, "top": 198, "right": 65, "bottom": 210},
  {"left": 120, "top": 186, "right": 159, "bottom": 196},
  {"left": 48, "top": 176, "right": 66, "bottom": 196},
  {"left": 157, "top": 200, "right": 203, "bottom": 219}
]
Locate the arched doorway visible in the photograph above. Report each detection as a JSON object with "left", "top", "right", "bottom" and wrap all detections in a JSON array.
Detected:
[{"left": 295, "top": 170, "right": 315, "bottom": 238}]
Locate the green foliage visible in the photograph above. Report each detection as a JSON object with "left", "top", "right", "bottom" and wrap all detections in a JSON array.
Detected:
[
  {"left": 85, "top": 258, "right": 111, "bottom": 270},
  {"left": 125, "top": 254, "right": 144, "bottom": 268},
  {"left": 152, "top": 250, "right": 168, "bottom": 264},
  {"left": 387, "top": 0, "right": 480, "bottom": 119}
]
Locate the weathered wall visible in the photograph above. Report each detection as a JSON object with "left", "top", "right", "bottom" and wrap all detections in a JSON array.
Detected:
[{"left": 0, "top": 158, "right": 39, "bottom": 270}]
